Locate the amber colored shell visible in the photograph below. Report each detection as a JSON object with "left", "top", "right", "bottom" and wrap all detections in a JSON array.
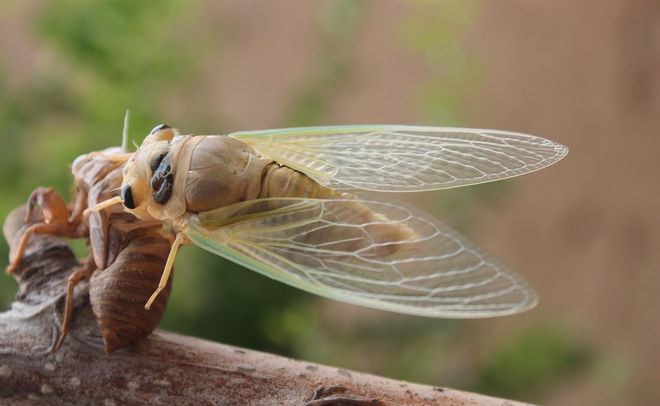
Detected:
[
  {"left": 89, "top": 229, "right": 172, "bottom": 354},
  {"left": 71, "top": 149, "right": 173, "bottom": 353}
]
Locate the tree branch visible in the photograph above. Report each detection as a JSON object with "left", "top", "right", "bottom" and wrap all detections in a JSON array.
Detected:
[{"left": 0, "top": 207, "right": 530, "bottom": 406}]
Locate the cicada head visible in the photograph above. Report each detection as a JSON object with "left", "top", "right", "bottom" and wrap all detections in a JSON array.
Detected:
[{"left": 121, "top": 124, "right": 175, "bottom": 221}]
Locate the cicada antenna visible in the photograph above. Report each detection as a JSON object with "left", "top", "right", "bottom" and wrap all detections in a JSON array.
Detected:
[{"left": 121, "top": 110, "right": 130, "bottom": 152}]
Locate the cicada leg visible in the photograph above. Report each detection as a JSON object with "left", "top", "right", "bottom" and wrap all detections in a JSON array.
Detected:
[
  {"left": 51, "top": 260, "right": 96, "bottom": 353},
  {"left": 144, "top": 232, "right": 187, "bottom": 310},
  {"left": 25, "top": 187, "right": 70, "bottom": 223},
  {"left": 68, "top": 186, "right": 88, "bottom": 224},
  {"left": 83, "top": 196, "right": 123, "bottom": 217},
  {"left": 86, "top": 151, "right": 133, "bottom": 164},
  {"left": 6, "top": 188, "right": 84, "bottom": 275}
]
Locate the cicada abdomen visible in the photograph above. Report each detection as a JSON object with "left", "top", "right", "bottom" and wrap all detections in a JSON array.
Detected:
[
  {"left": 89, "top": 227, "right": 172, "bottom": 354},
  {"left": 258, "top": 163, "right": 418, "bottom": 256}
]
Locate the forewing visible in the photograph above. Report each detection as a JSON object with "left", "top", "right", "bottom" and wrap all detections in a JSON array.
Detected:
[
  {"left": 184, "top": 197, "right": 537, "bottom": 318},
  {"left": 230, "top": 125, "right": 568, "bottom": 191}
]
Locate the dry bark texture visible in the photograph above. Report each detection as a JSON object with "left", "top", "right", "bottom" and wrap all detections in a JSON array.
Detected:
[{"left": 0, "top": 207, "right": 529, "bottom": 406}]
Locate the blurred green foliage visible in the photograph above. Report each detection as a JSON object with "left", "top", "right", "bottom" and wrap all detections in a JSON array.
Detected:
[
  {"left": 402, "top": 1, "right": 510, "bottom": 232},
  {"left": 0, "top": 1, "right": 596, "bottom": 403},
  {"left": 39, "top": 0, "right": 188, "bottom": 82},
  {"left": 403, "top": 1, "right": 480, "bottom": 124},
  {"left": 0, "top": 0, "right": 199, "bottom": 308},
  {"left": 474, "top": 323, "right": 593, "bottom": 398},
  {"left": 287, "top": 0, "right": 363, "bottom": 126}
]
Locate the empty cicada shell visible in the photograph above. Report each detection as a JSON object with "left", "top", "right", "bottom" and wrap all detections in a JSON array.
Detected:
[
  {"left": 89, "top": 226, "right": 172, "bottom": 353},
  {"left": 7, "top": 138, "right": 173, "bottom": 353},
  {"left": 74, "top": 147, "right": 174, "bottom": 353}
]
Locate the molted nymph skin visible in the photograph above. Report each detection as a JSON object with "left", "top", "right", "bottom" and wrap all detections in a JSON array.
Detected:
[
  {"left": 72, "top": 147, "right": 128, "bottom": 268},
  {"left": 71, "top": 148, "right": 173, "bottom": 353},
  {"left": 89, "top": 228, "right": 172, "bottom": 354}
]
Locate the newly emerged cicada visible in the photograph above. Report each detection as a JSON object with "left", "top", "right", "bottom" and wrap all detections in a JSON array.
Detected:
[{"left": 89, "top": 123, "right": 567, "bottom": 318}]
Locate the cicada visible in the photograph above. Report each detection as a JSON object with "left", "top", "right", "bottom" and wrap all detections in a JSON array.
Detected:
[{"left": 89, "top": 123, "right": 567, "bottom": 318}]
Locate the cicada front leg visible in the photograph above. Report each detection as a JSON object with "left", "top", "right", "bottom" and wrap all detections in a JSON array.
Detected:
[
  {"left": 83, "top": 196, "right": 123, "bottom": 217},
  {"left": 144, "top": 232, "right": 187, "bottom": 310},
  {"left": 6, "top": 188, "right": 86, "bottom": 275},
  {"left": 51, "top": 258, "right": 96, "bottom": 353},
  {"left": 68, "top": 185, "right": 88, "bottom": 225}
]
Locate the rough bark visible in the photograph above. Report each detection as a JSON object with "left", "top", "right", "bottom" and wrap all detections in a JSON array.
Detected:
[{"left": 0, "top": 207, "right": 530, "bottom": 406}]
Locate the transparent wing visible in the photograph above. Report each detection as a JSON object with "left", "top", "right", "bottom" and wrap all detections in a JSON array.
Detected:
[
  {"left": 230, "top": 125, "right": 568, "bottom": 191},
  {"left": 184, "top": 197, "right": 537, "bottom": 318}
]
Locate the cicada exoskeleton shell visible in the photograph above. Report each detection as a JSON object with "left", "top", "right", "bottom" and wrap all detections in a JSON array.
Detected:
[
  {"left": 75, "top": 149, "right": 173, "bottom": 353},
  {"left": 89, "top": 226, "right": 172, "bottom": 353},
  {"left": 6, "top": 141, "right": 174, "bottom": 353}
]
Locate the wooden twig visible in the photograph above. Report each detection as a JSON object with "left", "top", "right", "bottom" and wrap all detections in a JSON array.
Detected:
[{"left": 0, "top": 207, "right": 530, "bottom": 406}]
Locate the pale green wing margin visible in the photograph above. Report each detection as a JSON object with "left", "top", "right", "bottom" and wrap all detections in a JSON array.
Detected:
[
  {"left": 229, "top": 125, "right": 568, "bottom": 192},
  {"left": 183, "top": 197, "right": 538, "bottom": 318}
]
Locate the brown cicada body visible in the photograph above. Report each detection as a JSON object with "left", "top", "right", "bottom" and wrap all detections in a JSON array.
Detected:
[
  {"left": 88, "top": 226, "right": 171, "bottom": 353},
  {"left": 73, "top": 148, "right": 173, "bottom": 353},
  {"left": 7, "top": 132, "right": 173, "bottom": 353}
]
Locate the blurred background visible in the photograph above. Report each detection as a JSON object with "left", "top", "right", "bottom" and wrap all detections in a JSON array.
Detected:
[{"left": 0, "top": 1, "right": 658, "bottom": 404}]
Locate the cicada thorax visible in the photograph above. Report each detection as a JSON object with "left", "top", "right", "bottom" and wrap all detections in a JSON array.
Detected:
[
  {"left": 183, "top": 136, "right": 273, "bottom": 212},
  {"left": 123, "top": 130, "right": 273, "bottom": 221}
]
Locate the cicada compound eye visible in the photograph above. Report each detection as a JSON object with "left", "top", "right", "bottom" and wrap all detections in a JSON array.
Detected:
[
  {"left": 145, "top": 124, "right": 175, "bottom": 144},
  {"left": 150, "top": 124, "right": 171, "bottom": 135},
  {"left": 120, "top": 184, "right": 136, "bottom": 209}
]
